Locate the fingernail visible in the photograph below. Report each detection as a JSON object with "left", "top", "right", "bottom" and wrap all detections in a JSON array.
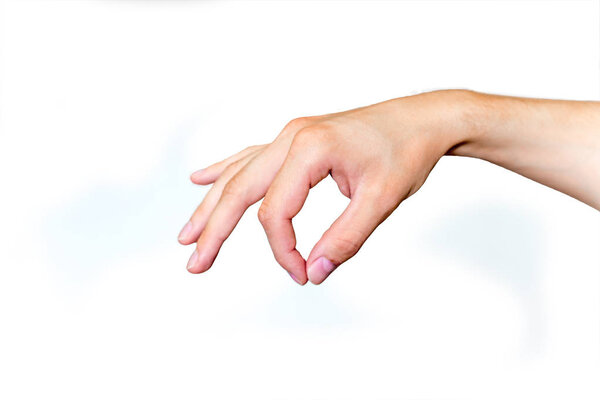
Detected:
[
  {"left": 288, "top": 271, "right": 302, "bottom": 285},
  {"left": 307, "top": 256, "right": 336, "bottom": 284},
  {"left": 178, "top": 221, "right": 193, "bottom": 242},
  {"left": 187, "top": 249, "right": 199, "bottom": 271}
]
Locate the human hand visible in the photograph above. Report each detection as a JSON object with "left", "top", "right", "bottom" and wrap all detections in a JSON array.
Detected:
[{"left": 178, "top": 90, "right": 473, "bottom": 284}]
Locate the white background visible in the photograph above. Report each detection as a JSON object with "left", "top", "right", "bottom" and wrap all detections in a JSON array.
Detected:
[{"left": 1, "top": 1, "right": 599, "bottom": 399}]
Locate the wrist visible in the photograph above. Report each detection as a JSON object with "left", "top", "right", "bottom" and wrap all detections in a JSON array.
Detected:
[
  {"left": 393, "top": 89, "right": 486, "bottom": 158},
  {"left": 436, "top": 89, "right": 491, "bottom": 158},
  {"left": 386, "top": 89, "right": 513, "bottom": 162}
]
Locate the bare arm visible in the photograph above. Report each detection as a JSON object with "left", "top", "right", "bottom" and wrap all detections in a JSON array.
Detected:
[
  {"left": 178, "top": 90, "right": 600, "bottom": 284},
  {"left": 451, "top": 91, "right": 600, "bottom": 209}
]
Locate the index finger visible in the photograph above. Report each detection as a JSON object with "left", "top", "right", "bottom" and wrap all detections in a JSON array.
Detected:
[{"left": 257, "top": 131, "right": 331, "bottom": 284}]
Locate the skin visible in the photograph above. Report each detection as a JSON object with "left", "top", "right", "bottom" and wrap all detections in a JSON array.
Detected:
[{"left": 178, "top": 89, "right": 600, "bottom": 285}]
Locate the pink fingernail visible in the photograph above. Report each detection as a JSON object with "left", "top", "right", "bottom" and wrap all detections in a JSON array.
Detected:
[
  {"left": 187, "top": 250, "right": 199, "bottom": 271},
  {"left": 178, "top": 221, "right": 193, "bottom": 242},
  {"left": 307, "top": 257, "right": 336, "bottom": 284},
  {"left": 288, "top": 271, "right": 302, "bottom": 285}
]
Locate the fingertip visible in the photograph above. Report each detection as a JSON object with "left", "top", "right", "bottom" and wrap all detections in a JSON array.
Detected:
[
  {"left": 307, "top": 256, "right": 337, "bottom": 285},
  {"left": 179, "top": 238, "right": 198, "bottom": 246},
  {"left": 178, "top": 230, "right": 201, "bottom": 246},
  {"left": 280, "top": 251, "right": 308, "bottom": 285},
  {"left": 178, "top": 224, "right": 203, "bottom": 246},
  {"left": 186, "top": 249, "right": 199, "bottom": 272},
  {"left": 186, "top": 249, "right": 213, "bottom": 274},
  {"left": 178, "top": 221, "right": 194, "bottom": 244},
  {"left": 288, "top": 268, "right": 308, "bottom": 285},
  {"left": 190, "top": 241, "right": 220, "bottom": 273},
  {"left": 187, "top": 266, "right": 208, "bottom": 274},
  {"left": 190, "top": 169, "right": 202, "bottom": 180},
  {"left": 190, "top": 169, "right": 214, "bottom": 185},
  {"left": 288, "top": 271, "right": 306, "bottom": 285}
]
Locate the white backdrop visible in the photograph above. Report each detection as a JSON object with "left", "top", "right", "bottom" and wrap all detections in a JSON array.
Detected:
[{"left": 1, "top": 1, "right": 599, "bottom": 399}]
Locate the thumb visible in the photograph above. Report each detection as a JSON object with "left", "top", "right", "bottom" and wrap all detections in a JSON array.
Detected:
[{"left": 306, "top": 188, "right": 393, "bottom": 285}]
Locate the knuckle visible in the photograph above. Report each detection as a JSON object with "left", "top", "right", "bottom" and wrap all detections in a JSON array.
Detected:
[
  {"left": 278, "top": 116, "right": 314, "bottom": 139},
  {"left": 285, "top": 116, "right": 310, "bottom": 131},
  {"left": 291, "top": 126, "right": 319, "bottom": 149},
  {"left": 292, "top": 124, "right": 335, "bottom": 150},
  {"left": 257, "top": 202, "right": 274, "bottom": 225},
  {"left": 221, "top": 176, "right": 243, "bottom": 199}
]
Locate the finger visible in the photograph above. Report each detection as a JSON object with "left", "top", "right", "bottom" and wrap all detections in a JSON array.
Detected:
[
  {"left": 190, "top": 145, "right": 264, "bottom": 185},
  {"left": 305, "top": 187, "right": 393, "bottom": 284},
  {"left": 258, "top": 130, "right": 332, "bottom": 284},
  {"left": 186, "top": 140, "right": 295, "bottom": 274},
  {"left": 178, "top": 153, "right": 256, "bottom": 245}
]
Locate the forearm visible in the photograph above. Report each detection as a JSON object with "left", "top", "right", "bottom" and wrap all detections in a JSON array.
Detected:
[{"left": 446, "top": 90, "right": 600, "bottom": 210}]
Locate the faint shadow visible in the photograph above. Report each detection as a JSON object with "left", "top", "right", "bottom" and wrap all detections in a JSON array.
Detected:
[
  {"left": 43, "top": 121, "right": 201, "bottom": 290},
  {"left": 421, "top": 202, "right": 546, "bottom": 355},
  {"left": 251, "top": 285, "right": 360, "bottom": 331}
]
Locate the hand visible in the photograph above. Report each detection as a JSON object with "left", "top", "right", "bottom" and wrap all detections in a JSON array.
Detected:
[
  {"left": 178, "top": 89, "right": 600, "bottom": 285},
  {"left": 178, "top": 90, "right": 471, "bottom": 284}
]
